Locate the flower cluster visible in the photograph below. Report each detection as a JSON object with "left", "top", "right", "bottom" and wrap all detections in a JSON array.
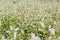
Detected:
[{"left": 0, "top": 0, "right": 60, "bottom": 40}]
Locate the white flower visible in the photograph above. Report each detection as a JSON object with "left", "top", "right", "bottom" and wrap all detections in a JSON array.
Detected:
[
  {"left": 58, "top": 36, "right": 60, "bottom": 40},
  {"left": 2, "top": 35, "right": 7, "bottom": 40},
  {"left": 49, "top": 26, "right": 55, "bottom": 35},
  {"left": 47, "top": 36, "right": 52, "bottom": 40},
  {"left": 10, "top": 25, "right": 13, "bottom": 30},
  {"left": 35, "top": 36, "right": 41, "bottom": 40},
  {"left": 54, "top": 21, "right": 56, "bottom": 24},
  {"left": 21, "top": 29, "right": 24, "bottom": 33},
  {"left": 38, "top": 28, "right": 42, "bottom": 31},
  {"left": 10, "top": 25, "right": 19, "bottom": 31},
  {"left": 31, "top": 33, "right": 35, "bottom": 39},
  {"left": 6, "top": 30, "right": 10, "bottom": 33},
  {"left": 14, "top": 27, "right": 19, "bottom": 31},
  {"left": 48, "top": 25, "right": 51, "bottom": 29},
  {"left": 40, "top": 22, "right": 45, "bottom": 27},
  {"left": 30, "top": 33, "right": 41, "bottom": 40},
  {"left": 14, "top": 32, "right": 17, "bottom": 40},
  {"left": 50, "top": 28, "right": 55, "bottom": 35}
]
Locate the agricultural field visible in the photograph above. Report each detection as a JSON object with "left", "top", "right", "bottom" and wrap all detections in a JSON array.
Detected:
[{"left": 0, "top": 0, "right": 60, "bottom": 40}]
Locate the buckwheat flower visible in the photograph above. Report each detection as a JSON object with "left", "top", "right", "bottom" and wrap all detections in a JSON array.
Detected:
[
  {"left": 31, "top": 33, "right": 35, "bottom": 40},
  {"left": 21, "top": 29, "right": 24, "bottom": 33},
  {"left": 14, "top": 32, "right": 17, "bottom": 40},
  {"left": 40, "top": 22, "right": 45, "bottom": 27},
  {"left": 2, "top": 35, "right": 7, "bottom": 40},
  {"left": 10, "top": 25, "right": 13, "bottom": 30},
  {"left": 30, "top": 33, "right": 41, "bottom": 40},
  {"left": 47, "top": 36, "right": 52, "bottom": 40},
  {"left": 38, "top": 28, "right": 42, "bottom": 31},
  {"left": 49, "top": 27, "right": 55, "bottom": 35},
  {"left": 35, "top": 36, "right": 41, "bottom": 40},
  {"left": 54, "top": 21, "right": 56, "bottom": 24},
  {"left": 57, "top": 36, "right": 60, "bottom": 40},
  {"left": 14, "top": 27, "right": 19, "bottom": 31},
  {"left": 6, "top": 30, "right": 10, "bottom": 33},
  {"left": 2, "top": 36, "right": 4, "bottom": 40},
  {"left": 31, "top": 33, "right": 35, "bottom": 38},
  {"left": 48, "top": 25, "right": 51, "bottom": 28},
  {"left": 48, "top": 25, "right": 55, "bottom": 35}
]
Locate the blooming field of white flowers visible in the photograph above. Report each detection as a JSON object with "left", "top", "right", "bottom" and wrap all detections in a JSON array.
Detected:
[{"left": 0, "top": 0, "right": 60, "bottom": 40}]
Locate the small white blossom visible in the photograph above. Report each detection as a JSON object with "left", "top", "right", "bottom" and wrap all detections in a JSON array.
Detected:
[
  {"left": 40, "top": 22, "right": 45, "bottom": 27},
  {"left": 14, "top": 27, "right": 19, "bottom": 31},
  {"left": 48, "top": 25, "right": 51, "bottom": 29},
  {"left": 38, "top": 28, "right": 42, "bottom": 31},
  {"left": 6, "top": 30, "right": 10, "bottom": 33},
  {"left": 14, "top": 32, "right": 17, "bottom": 40},
  {"left": 10, "top": 25, "right": 13, "bottom": 30},
  {"left": 30, "top": 33, "right": 41, "bottom": 40},
  {"left": 47, "top": 36, "right": 52, "bottom": 40},
  {"left": 58, "top": 36, "right": 60, "bottom": 40},
  {"left": 31, "top": 33, "right": 35, "bottom": 39},
  {"left": 35, "top": 36, "right": 41, "bottom": 40},
  {"left": 54, "top": 21, "right": 56, "bottom": 24},
  {"left": 49, "top": 26, "right": 55, "bottom": 35},
  {"left": 2, "top": 35, "right": 7, "bottom": 40},
  {"left": 21, "top": 29, "right": 24, "bottom": 33}
]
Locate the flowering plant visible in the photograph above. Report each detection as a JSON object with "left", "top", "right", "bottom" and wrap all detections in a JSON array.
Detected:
[{"left": 0, "top": 0, "right": 60, "bottom": 40}]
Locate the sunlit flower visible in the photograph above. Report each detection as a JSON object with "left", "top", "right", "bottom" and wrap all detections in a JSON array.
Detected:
[
  {"left": 47, "top": 36, "right": 52, "bottom": 40},
  {"left": 2, "top": 35, "right": 7, "bottom": 40},
  {"left": 14, "top": 32, "right": 17, "bottom": 40},
  {"left": 21, "top": 29, "right": 24, "bottom": 33},
  {"left": 30, "top": 33, "right": 41, "bottom": 40},
  {"left": 40, "top": 22, "right": 45, "bottom": 27},
  {"left": 6, "top": 30, "right": 10, "bottom": 33},
  {"left": 54, "top": 21, "right": 56, "bottom": 24},
  {"left": 49, "top": 25, "right": 55, "bottom": 35},
  {"left": 14, "top": 27, "right": 19, "bottom": 31},
  {"left": 35, "top": 36, "right": 41, "bottom": 40},
  {"left": 38, "top": 28, "right": 42, "bottom": 31},
  {"left": 10, "top": 25, "right": 13, "bottom": 30},
  {"left": 57, "top": 36, "right": 60, "bottom": 40}
]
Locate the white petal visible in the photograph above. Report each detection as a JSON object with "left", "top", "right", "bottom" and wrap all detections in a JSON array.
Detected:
[
  {"left": 40, "top": 22, "right": 45, "bottom": 27},
  {"left": 14, "top": 32, "right": 17, "bottom": 40},
  {"left": 58, "top": 36, "right": 60, "bottom": 40}
]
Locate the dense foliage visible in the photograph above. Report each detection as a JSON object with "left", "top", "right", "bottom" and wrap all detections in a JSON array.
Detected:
[{"left": 0, "top": 0, "right": 60, "bottom": 40}]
